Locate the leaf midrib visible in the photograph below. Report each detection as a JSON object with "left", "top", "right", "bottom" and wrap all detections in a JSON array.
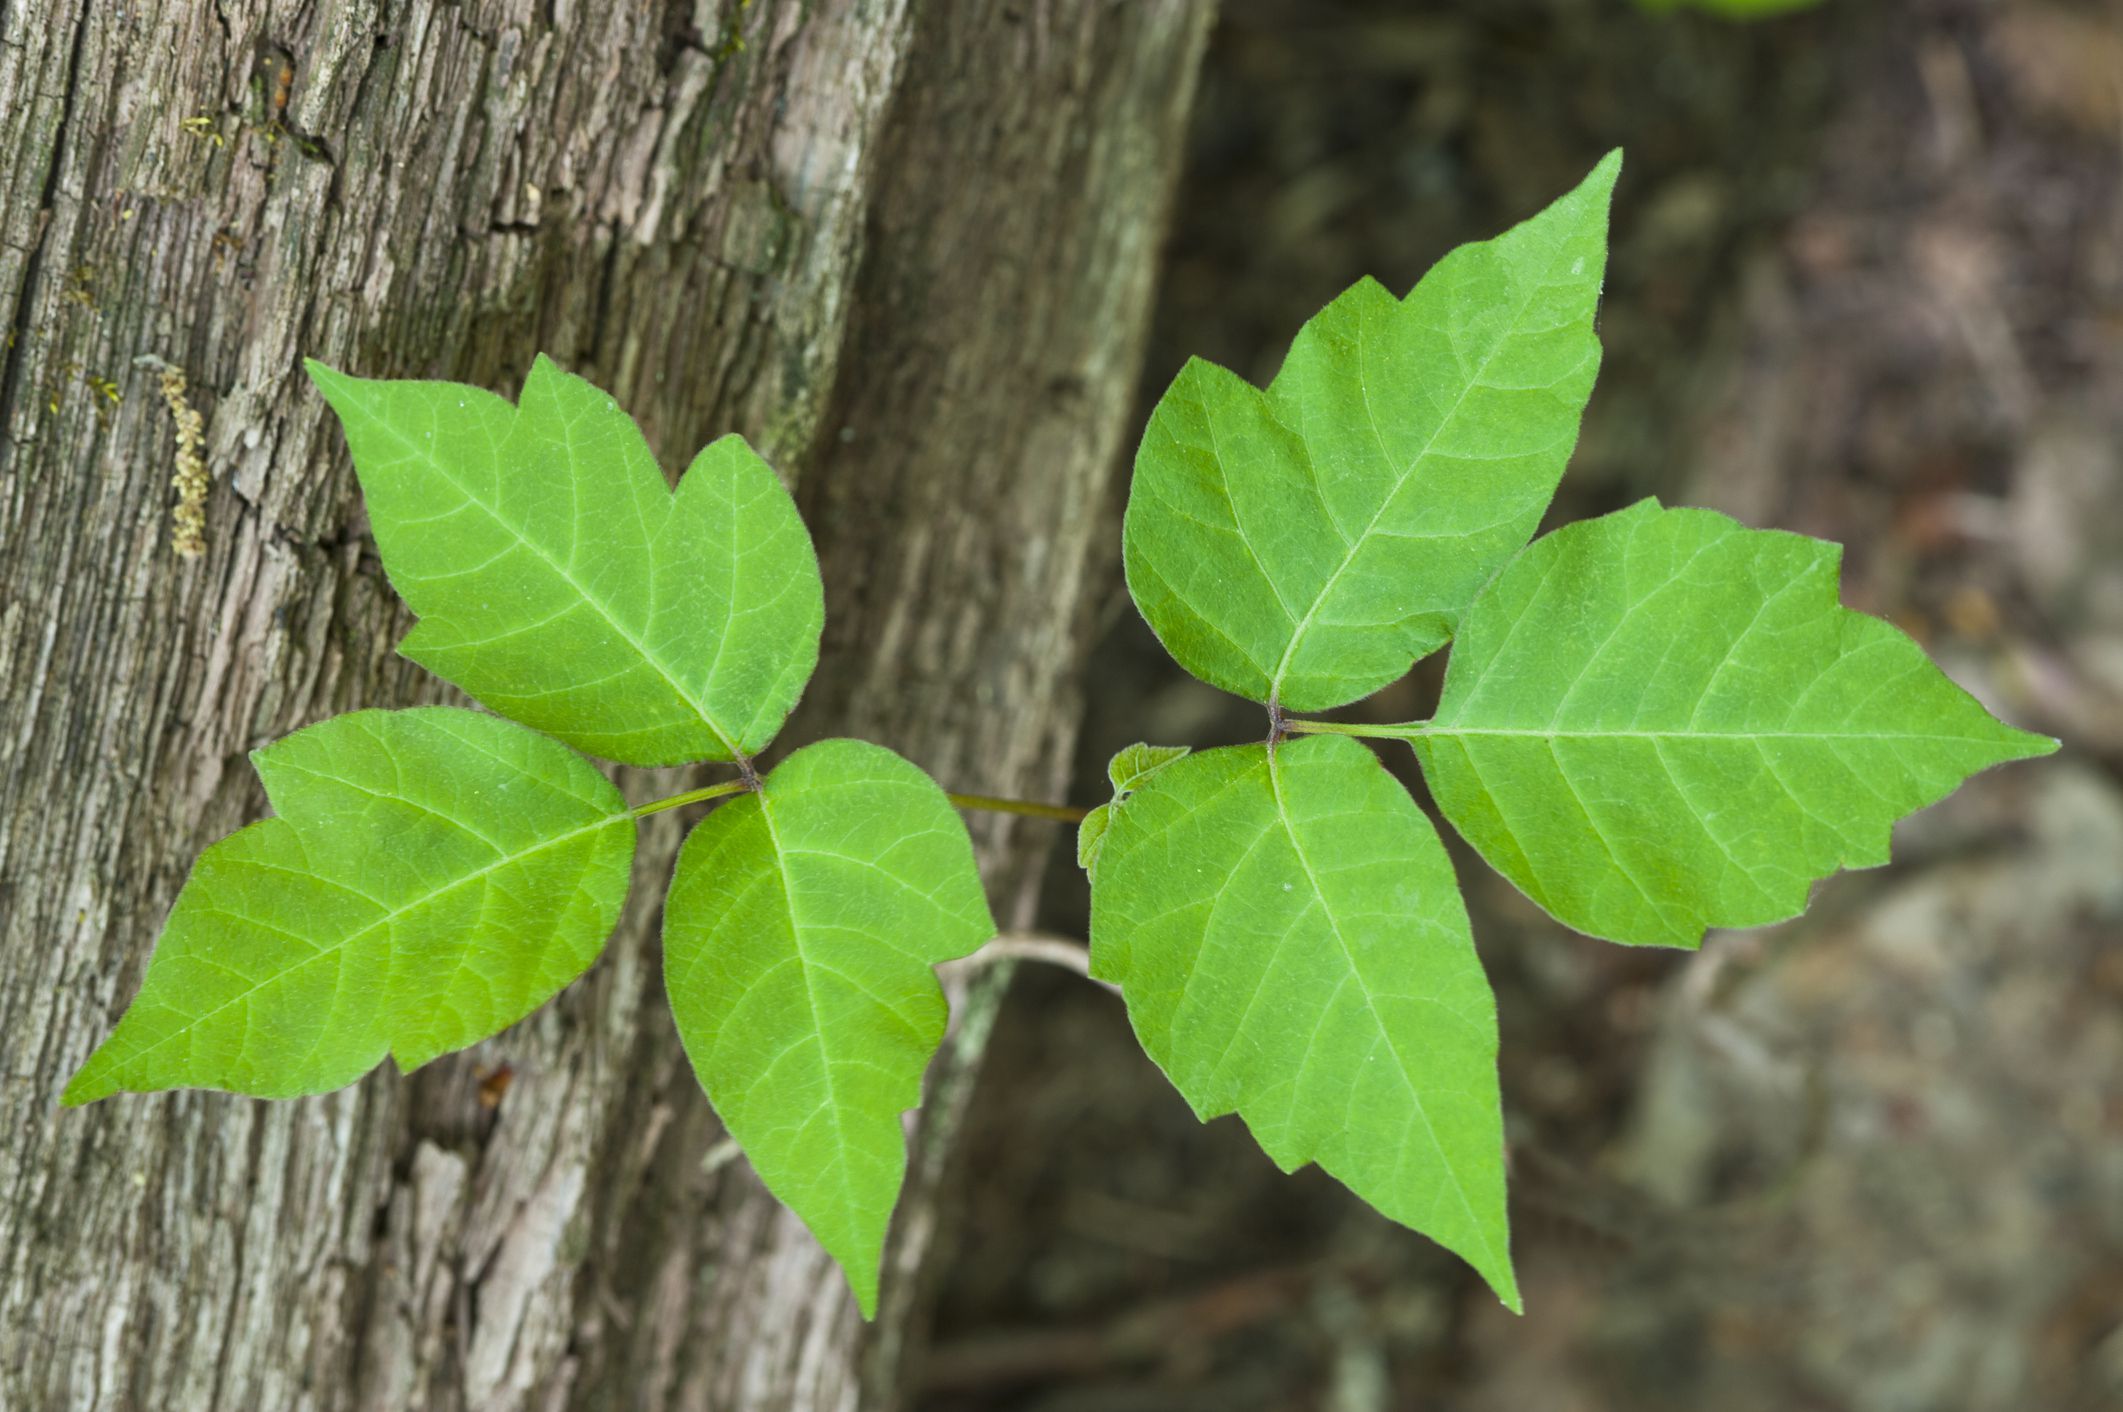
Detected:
[
  {"left": 1264, "top": 749, "right": 1505, "bottom": 1282},
  {"left": 751, "top": 785, "right": 862, "bottom": 1244},
  {"left": 1422, "top": 727, "right": 2021, "bottom": 743}
]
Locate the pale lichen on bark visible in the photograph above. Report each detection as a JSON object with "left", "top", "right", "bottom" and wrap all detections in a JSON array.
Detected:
[{"left": 138, "top": 357, "right": 211, "bottom": 556}]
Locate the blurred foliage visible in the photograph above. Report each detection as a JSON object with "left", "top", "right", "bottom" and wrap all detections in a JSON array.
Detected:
[{"left": 1639, "top": 0, "right": 1827, "bottom": 18}]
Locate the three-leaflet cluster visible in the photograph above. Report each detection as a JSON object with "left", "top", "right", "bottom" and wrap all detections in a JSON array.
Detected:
[{"left": 73, "top": 153, "right": 2051, "bottom": 1317}]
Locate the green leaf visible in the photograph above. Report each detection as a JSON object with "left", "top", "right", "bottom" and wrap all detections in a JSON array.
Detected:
[
  {"left": 1080, "top": 743, "right": 1194, "bottom": 875},
  {"left": 1106, "top": 742, "right": 1193, "bottom": 792},
  {"left": 307, "top": 356, "right": 823, "bottom": 767},
  {"left": 1123, "top": 151, "right": 1621, "bottom": 712},
  {"left": 662, "top": 739, "right": 996, "bottom": 1318},
  {"left": 65, "top": 708, "right": 636, "bottom": 1105},
  {"left": 1088, "top": 734, "right": 1516, "bottom": 1308},
  {"left": 1077, "top": 804, "right": 1113, "bottom": 874},
  {"left": 1414, "top": 500, "right": 2058, "bottom": 948}
]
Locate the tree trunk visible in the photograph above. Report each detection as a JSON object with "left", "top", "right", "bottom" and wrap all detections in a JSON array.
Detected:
[{"left": 0, "top": 2, "right": 1211, "bottom": 1407}]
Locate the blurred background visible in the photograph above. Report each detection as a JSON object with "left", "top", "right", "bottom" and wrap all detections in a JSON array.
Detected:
[{"left": 916, "top": 1, "right": 2123, "bottom": 1408}]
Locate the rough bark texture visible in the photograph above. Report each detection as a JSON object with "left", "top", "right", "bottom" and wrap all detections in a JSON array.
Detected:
[{"left": 0, "top": 2, "right": 1211, "bottom": 1408}]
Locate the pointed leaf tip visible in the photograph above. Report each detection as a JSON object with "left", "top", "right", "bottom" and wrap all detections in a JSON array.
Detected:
[{"left": 302, "top": 356, "right": 350, "bottom": 398}]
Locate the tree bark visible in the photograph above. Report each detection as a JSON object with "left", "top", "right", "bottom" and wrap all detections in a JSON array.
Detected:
[{"left": 0, "top": 2, "right": 1211, "bottom": 1408}]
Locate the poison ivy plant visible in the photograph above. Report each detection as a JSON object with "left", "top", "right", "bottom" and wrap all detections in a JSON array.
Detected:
[
  {"left": 70, "top": 150, "right": 2052, "bottom": 1323},
  {"left": 1098, "top": 149, "right": 2052, "bottom": 1306}
]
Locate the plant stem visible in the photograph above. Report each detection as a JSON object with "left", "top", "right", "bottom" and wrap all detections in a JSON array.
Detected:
[
  {"left": 945, "top": 792, "right": 1089, "bottom": 823},
  {"left": 1282, "top": 717, "right": 1429, "bottom": 741},
  {"left": 938, "top": 932, "right": 1118, "bottom": 994},
  {"left": 632, "top": 779, "right": 753, "bottom": 817},
  {"left": 630, "top": 779, "right": 1087, "bottom": 822}
]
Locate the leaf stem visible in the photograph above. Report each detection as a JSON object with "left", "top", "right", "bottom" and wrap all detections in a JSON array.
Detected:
[
  {"left": 1282, "top": 717, "right": 1429, "bottom": 741},
  {"left": 632, "top": 779, "right": 753, "bottom": 817},
  {"left": 630, "top": 780, "right": 1088, "bottom": 822},
  {"left": 945, "top": 792, "right": 1089, "bottom": 823}
]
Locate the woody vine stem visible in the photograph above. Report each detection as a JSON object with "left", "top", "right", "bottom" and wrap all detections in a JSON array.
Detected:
[{"left": 623, "top": 707, "right": 1416, "bottom": 825}]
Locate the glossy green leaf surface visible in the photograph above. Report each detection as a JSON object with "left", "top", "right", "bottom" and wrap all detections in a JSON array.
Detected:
[
  {"left": 1107, "top": 742, "right": 1195, "bottom": 793},
  {"left": 65, "top": 709, "right": 635, "bottom": 1105},
  {"left": 309, "top": 356, "right": 823, "bottom": 766},
  {"left": 1087, "top": 734, "right": 1516, "bottom": 1308},
  {"left": 662, "top": 739, "right": 996, "bottom": 1318},
  {"left": 1414, "top": 500, "right": 2058, "bottom": 948},
  {"left": 1078, "top": 743, "right": 1194, "bottom": 874},
  {"left": 1124, "top": 152, "right": 1620, "bottom": 712}
]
